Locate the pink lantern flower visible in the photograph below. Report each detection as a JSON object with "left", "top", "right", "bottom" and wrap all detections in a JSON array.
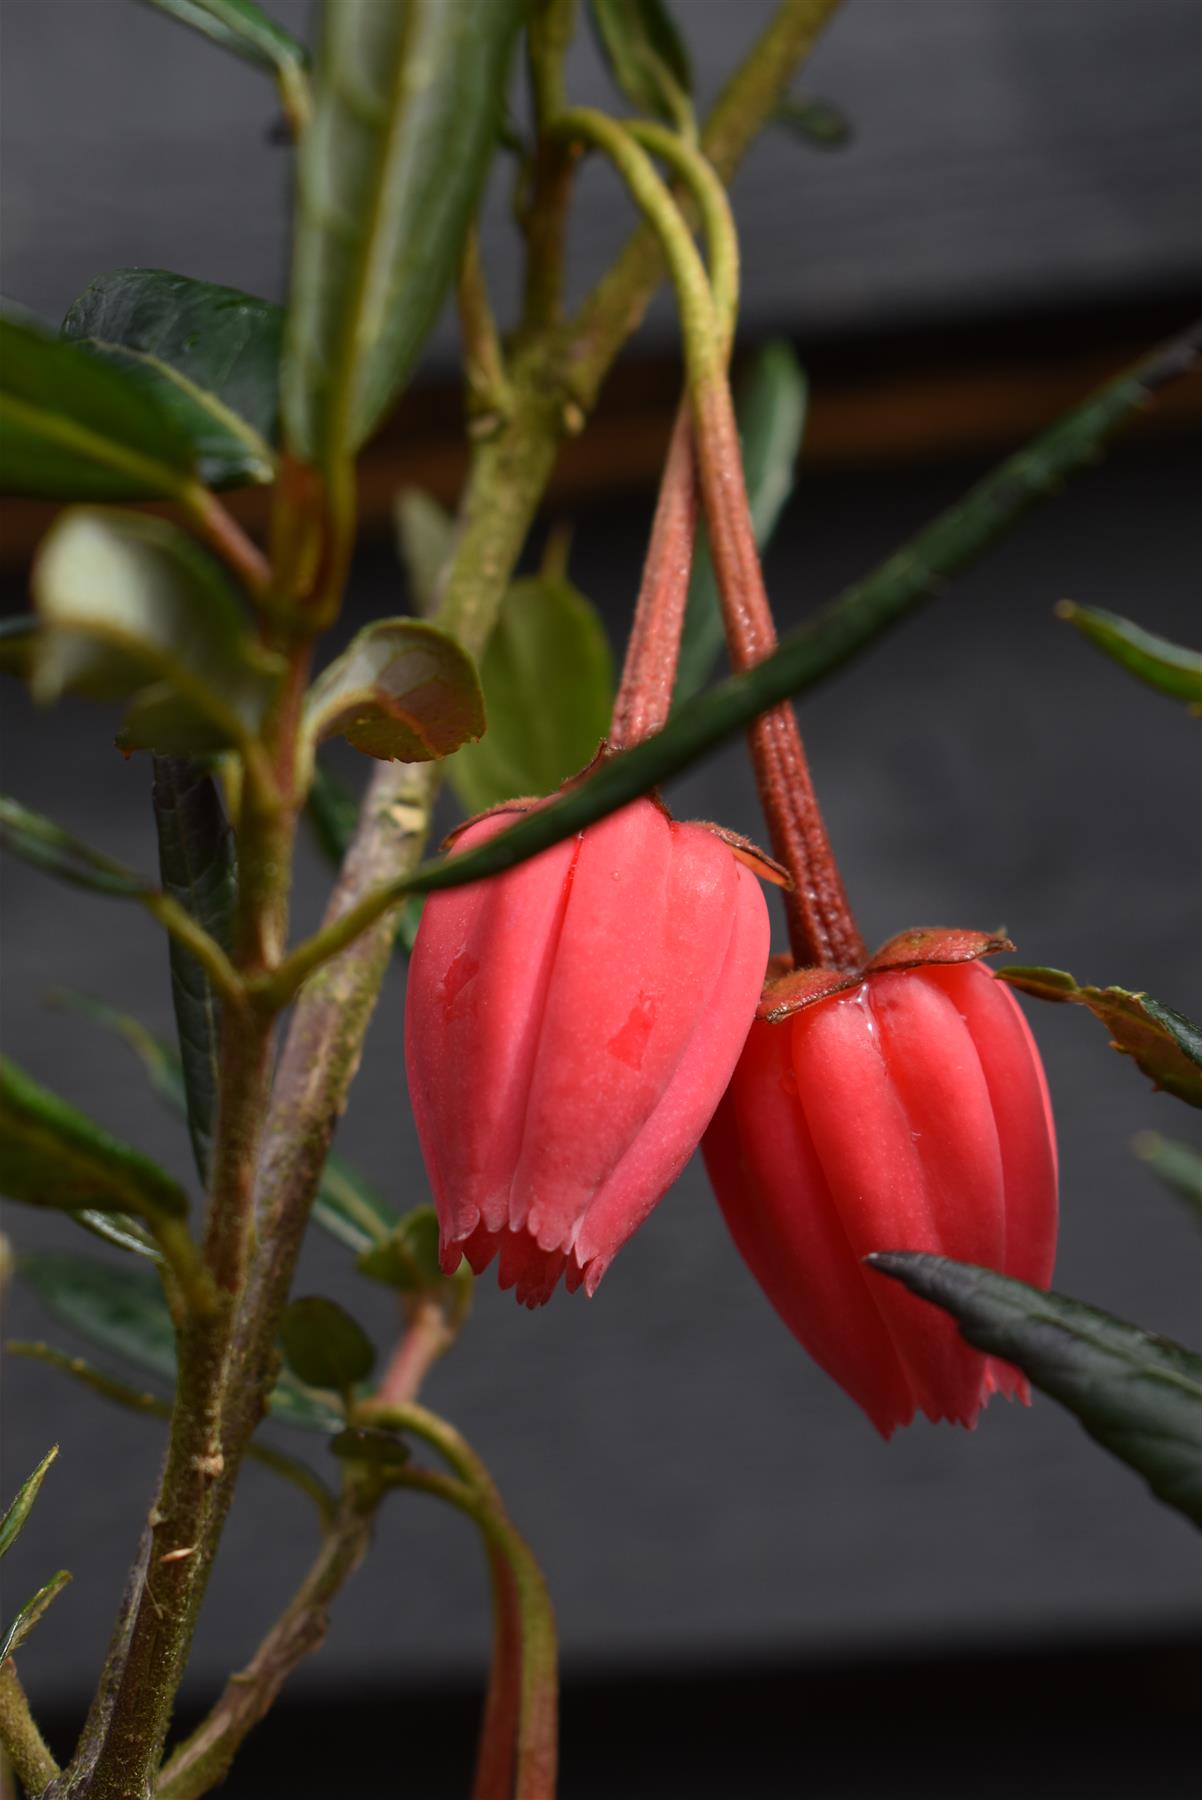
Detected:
[
  {"left": 406, "top": 796, "right": 771, "bottom": 1306},
  {"left": 703, "top": 940, "right": 1058, "bottom": 1436}
]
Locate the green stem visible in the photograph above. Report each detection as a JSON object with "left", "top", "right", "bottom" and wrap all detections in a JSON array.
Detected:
[
  {"left": 181, "top": 486, "right": 272, "bottom": 602},
  {"left": 458, "top": 229, "right": 514, "bottom": 424},
  {"left": 520, "top": 0, "right": 578, "bottom": 332},
  {"left": 154, "top": 1495, "right": 373, "bottom": 1800},
  {"left": 0, "top": 1659, "right": 58, "bottom": 1796},
  {"left": 384, "top": 1469, "right": 557, "bottom": 1800},
  {"left": 140, "top": 896, "right": 243, "bottom": 1008}
]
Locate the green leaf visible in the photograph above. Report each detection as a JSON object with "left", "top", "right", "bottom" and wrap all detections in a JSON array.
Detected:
[
  {"left": 51, "top": 991, "right": 187, "bottom": 1114},
  {"left": 63, "top": 269, "right": 284, "bottom": 490},
  {"left": 18, "top": 1252, "right": 340, "bottom": 1432},
  {"left": 313, "top": 1153, "right": 398, "bottom": 1255},
  {"left": 136, "top": 0, "right": 307, "bottom": 78},
  {"left": 329, "top": 1426, "right": 411, "bottom": 1468},
  {"left": 0, "top": 1058, "right": 188, "bottom": 1224},
  {"left": 0, "top": 1446, "right": 58, "bottom": 1560},
  {"left": 152, "top": 759, "right": 237, "bottom": 1182},
  {"left": 0, "top": 1569, "right": 72, "bottom": 1665},
  {"left": 73, "top": 1209, "right": 160, "bottom": 1260},
  {"left": 356, "top": 1205, "right": 445, "bottom": 1291},
  {"left": 0, "top": 796, "right": 150, "bottom": 897},
  {"left": 304, "top": 619, "right": 484, "bottom": 764},
  {"left": 1133, "top": 1133, "right": 1202, "bottom": 1222},
  {"left": 773, "top": 95, "right": 853, "bottom": 149},
  {"left": 446, "top": 575, "right": 613, "bottom": 814},
  {"left": 1057, "top": 602, "right": 1202, "bottom": 709},
  {"left": 279, "top": 1296, "right": 375, "bottom": 1395},
  {"left": 0, "top": 308, "right": 197, "bottom": 502},
  {"left": 587, "top": 0, "right": 693, "bottom": 128},
  {"left": 999, "top": 967, "right": 1202, "bottom": 1109},
  {"left": 674, "top": 343, "right": 808, "bottom": 705},
  {"left": 32, "top": 508, "right": 285, "bottom": 752},
  {"left": 282, "top": 0, "right": 526, "bottom": 462},
  {"left": 868, "top": 1253, "right": 1202, "bottom": 1528},
  {"left": 394, "top": 488, "right": 455, "bottom": 618}
]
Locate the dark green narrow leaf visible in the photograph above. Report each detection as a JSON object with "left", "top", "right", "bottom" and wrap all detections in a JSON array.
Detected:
[
  {"left": 303, "top": 619, "right": 485, "bottom": 764},
  {"left": 398, "top": 328, "right": 1202, "bottom": 910},
  {"left": 0, "top": 1569, "right": 72, "bottom": 1664},
  {"left": 0, "top": 1446, "right": 58, "bottom": 1560},
  {"left": 1133, "top": 1132, "right": 1202, "bottom": 1222},
  {"left": 1057, "top": 601, "right": 1202, "bottom": 709},
  {"left": 0, "top": 309, "right": 197, "bottom": 502},
  {"left": 869, "top": 1254, "right": 1202, "bottom": 1527},
  {"left": 136, "top": 0, "right": 308, "bottom": 79},
  {"left": 152, "top": 759, "right": 236, "bottom": 1182},
  {"left": 0, "top": 1058, "right": 188, "bottom": 1223},
  {"left": 279, "top": 1295, "right": 375, "bottom": 1396},
  {"left": 282, "top": 0, "right": 527, "bottom": 462},
  {"left": 0, "top": 796, "right": 150, "bottom": 897},
  {"left": 445, "top": 574, "right": 614, "bottom": 814},
  {"left": 999, "top": 967, "right": 1202, "bottom": 1109},
  {"left": 674, "top": 342, "right": 808, "bottom": 705},
  {"left": 63, "top": 269, "right": 284, "bottom": 490},
  {"left": 587, "top": 0, "right": 693, "bottom": 128},
  {"left": 773, "top": 95, "right": 853, "bottom": 149},
  {"left": 18, "top": 1252, "right": 343, "bottom": 1432},
  {"left": 32, "top": 508, "right": 285, "bottom": 753}
]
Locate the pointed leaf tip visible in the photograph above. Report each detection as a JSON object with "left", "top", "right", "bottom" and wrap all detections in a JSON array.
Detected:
[
  {"left": 0, "top": 1445, "right": 59, "bottom": 1560},
  {"left": 870, "top": 1253, "right": 1202, "bottom": 1526}
]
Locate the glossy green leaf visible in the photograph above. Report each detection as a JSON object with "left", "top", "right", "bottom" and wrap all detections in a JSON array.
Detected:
[
  {"left": 1133, "top": 1132, "right": 1202, "bottom": 1222},
  {"left": 587, "top": 0, "right": 693, "bottom": 128},
  {"left": 1057, "top": 601, "right": 1202, "bottom": 709},
  {"left": 674, "top": 342, "right": 808, "bottom": 705},
  {"left": 304, "top": 619, "right": 484, "bottom": 764},
  {"left": 329, "top": 1426, "right": 411, "bottom": 1468},
  {"left": 305, "top": 764, "right": 425, "bottom": 955},
  {"left": 0, "top": 1445, "right": 58, "bottom": 1560},
  {"left": 18, "top": 1252, "right": 340, "bottom": 1432},
  {"left": 999, "top": 966, "right": 1202, "bottom": 1109},
  {"left": 356, "top": 1205, "right": 444, "bottom": 1292},
  {"left": 395, "top": 488, "right": 454, "bottom": 618},
  {"left": 773, "top": 95, "right": 853, "bottom": 149},
  {"left": 0, "top": 1058, "right": 188, "bottom": 1223},
  {"left": 152, "top": 759, "right": 236, "bottom": 1181},
  {"left": 282, "top": 0, "right": 526, "bottom": 461},
  {"left": 136, "top": 0, "right": 307, "bottom": 78},
  {"left": 73, "top": 1210, "right": 160, "bottom": 1260},
  {"left": 0, "top": 308, "right": 197, "bottom": 501},
  {"left": 869, "top": 1253, "right": 1202, "bottom": 1527},
  {"left": 0, "top": 1569, "right": 72, "bottom": 1665},
  {"left": 279, "top": 1295, "right": 375, "bottom": 1395},
  {"left": 0, "top": 797, "right": 149, "bottom": 897},
  {"left": 63, "top": 269, "right": 284, "bottom": 489},
  {"left": 446, "top": 575, "right": 613, "bottom": 814},
  {"left": 32, "top": 508, "right": 285, "bottom": 751}
]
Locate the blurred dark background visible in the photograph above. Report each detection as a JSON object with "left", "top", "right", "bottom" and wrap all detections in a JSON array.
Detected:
[{"left": 2, "top": 2, "right": 1200, "bottom": 1795}]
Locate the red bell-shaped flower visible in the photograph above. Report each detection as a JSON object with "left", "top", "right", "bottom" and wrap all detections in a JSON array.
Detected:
[
  {"left": 703, "top": 958, "right": 1058, "bottom": 1435},
  {"left": 406, "top": 797, "right": 770, "bottom": 1306}
]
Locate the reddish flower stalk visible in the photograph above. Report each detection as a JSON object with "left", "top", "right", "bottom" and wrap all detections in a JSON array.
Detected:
[
  {"left": 607, "top": 401, "right": 698, "bottom": 751},
  {"left": 688, "top": 374, "right": 865, "bottom": 970}
]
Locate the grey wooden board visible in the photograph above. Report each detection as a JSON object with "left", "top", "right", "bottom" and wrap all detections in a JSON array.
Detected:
[
  {"left": 2, "top": 0, "right": 1199, "bottom": 345},
  {"left": 2, "top": 440, "right": 1199, "bottom": 1706}
]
